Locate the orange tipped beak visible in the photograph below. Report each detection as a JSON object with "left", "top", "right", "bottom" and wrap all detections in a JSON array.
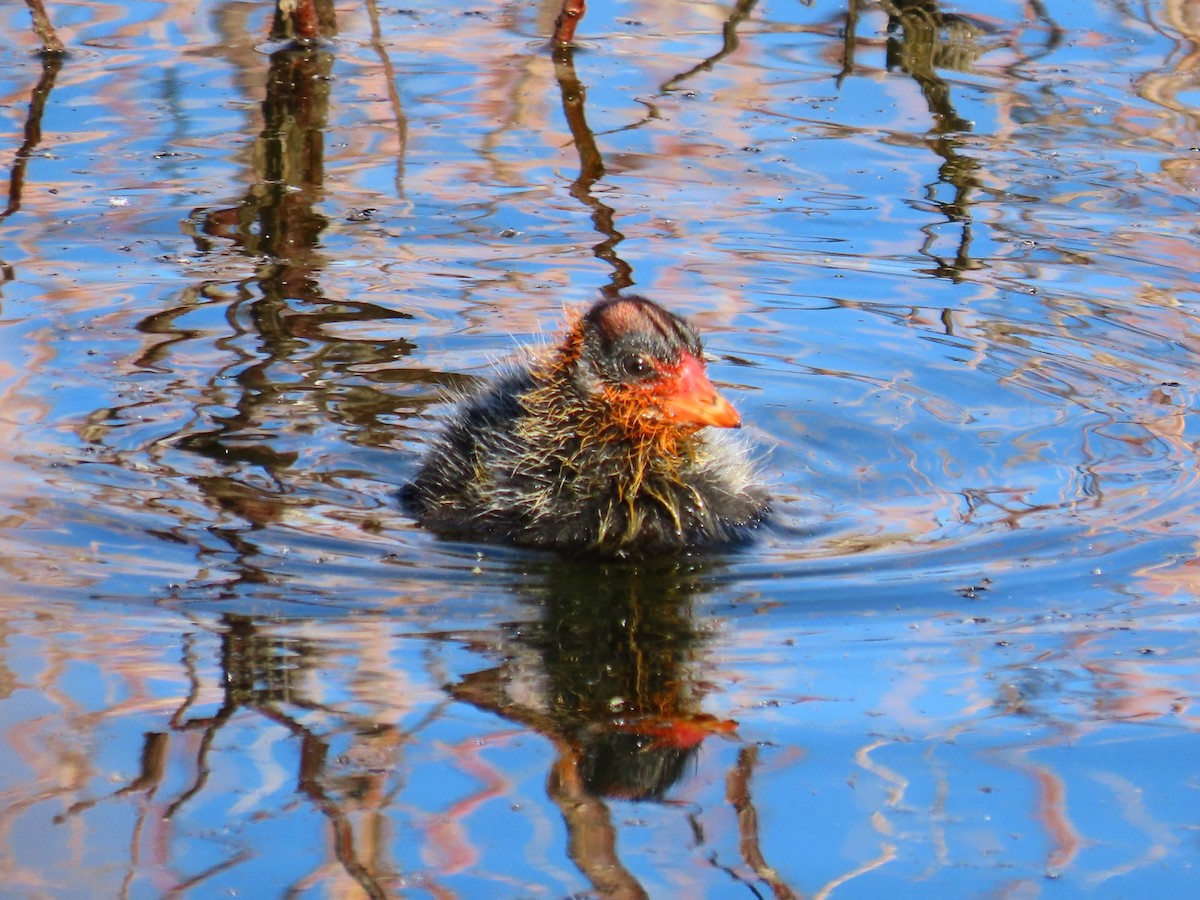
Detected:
[{"left": 656, "top": 353, "right": 742, "bottom": 429}]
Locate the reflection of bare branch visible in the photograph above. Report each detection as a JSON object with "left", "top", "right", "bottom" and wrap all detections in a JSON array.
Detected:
[
  {"left": 173, "top": 851, "right": 255, "bottom": 894},
  {"left": 884, "top": 0, "right": 987, "bottom": 132},
  {"left": 54, "top": 731, "right": 169, "bottom": 823},
  {"left": 836, "top": 0, "right": 863, "bottom": 88},
  {"left": 796, "top": 739, "right": 903, "bottom": 899},
  {"left": 23, "top": 0, "right": 64, "bottom": 55},
  {"left": 176, "top": 39, "right": 332, "bottom": 571},
  {"left": 165, "top": 618, "right": 403, "bottom": 897},
  {"left": 167, "top": 632, "right": 204, "bottom": 728},
  {"left": 1007, "top": 0, "right": 1065, "bottom": 70},
  {"left": 551, "top": 45, "right": 633, "bottom": 295},
  {"left": 165, "top": 702, "right": 235, "bottom": 819},
  {"left": 1032, "top": 765, "right": 1081, "bottom": 875},
  {"left": 726, "top": 746, "right": 798, "bottom": 899},
  {"left": 813, "top": 844, "right": 897, "bottom": 900},
  {"left": 873, "top": 1, "right": 995, "bottom": 279},
  {"left": 548, "top": 751, "right": 650, "bottom": 900},
  {"left": 296, "top": 732, "right": 390, "bottom": 900},
  {"left": 1, "top": 54, "right": 63, "bottom": 222},
  {"left": 833, "top": 1, "right": 1064, "bottom": 285},
  {"left": 661, "top": 0, "right": 759, "bottom": 93},
  {"left": 366, "top": 0, "right": 408, "bottom": 200}
]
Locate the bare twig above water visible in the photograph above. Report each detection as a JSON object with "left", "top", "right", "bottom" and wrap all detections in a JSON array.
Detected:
[
  {"left": 274, "top": 0, "right": 329, "bottom": 42},
  {"left": 23, "top": 0, "right": 64, "bottom": 55},
  {"left": 552, "top": 0, "right": 587, "bottom": 46}
]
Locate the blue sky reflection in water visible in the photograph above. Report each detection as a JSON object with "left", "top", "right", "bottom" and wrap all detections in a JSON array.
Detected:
[{"left": 2, "top": 0, "right": 1200, "bottom": 895}]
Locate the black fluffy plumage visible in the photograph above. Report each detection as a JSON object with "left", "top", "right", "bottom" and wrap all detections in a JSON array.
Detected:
[{"left": 402, "top": 295, "right": 769, "bottom": 558}]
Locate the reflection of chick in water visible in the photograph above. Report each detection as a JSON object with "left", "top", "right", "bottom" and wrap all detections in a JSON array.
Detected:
[
  {"left": 450, "top": 566, "right": 737, "bottom": 897},
  {"left": 403, "top": 295, "right": 769, "bottom": 558},
  {"left": 449, "top": 563, "right": 790, "bottom": 896},
  {"left": 450, "top": 560, "right": 736, "bottom": 802}
]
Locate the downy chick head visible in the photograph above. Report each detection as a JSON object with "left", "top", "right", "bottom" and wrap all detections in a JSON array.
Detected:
[{"left": 558, "top": 295, "right": 741, "bottom": 445}]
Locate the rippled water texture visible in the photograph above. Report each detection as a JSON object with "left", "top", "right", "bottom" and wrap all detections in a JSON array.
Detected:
[{"left": 3, "top": 0, "right": 1200, "bottom": 895}]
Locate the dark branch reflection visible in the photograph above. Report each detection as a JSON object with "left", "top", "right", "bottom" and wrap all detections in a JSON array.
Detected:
[
  {"left": 143, "top": 615, "right": 409, "bottom": 899},
  {"left": 551, "top": 45, "right": 634, "bottom": 297},
  {"left": 0, "top": 53, "right": 62, "bottom": 227},
  {"left": 171, "top": 35, "right": 340, "bottom": 589},
  {"left": 835, "top": 1, "right": 1059, "bottom": 284},
  {"left": 180, "top": 21, "right": 337, "bottom": 476},
  {"left": 884, "top": 0, "right": 988, "bottom": 283},
  {"left": 77, "top": 3, "right": 420, "bottom": 600},
  {"left": 47, "top": 559, "right": 796, "bottom": 897},
  {"left": 884, "top": 0, "right": 991, "bottom": 132},
  {"left": 660, "top": 0, "right": 760, "bottom": 93}
]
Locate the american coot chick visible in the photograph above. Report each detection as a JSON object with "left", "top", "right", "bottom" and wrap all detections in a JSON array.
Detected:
[{"left": 402, "top": 295, "right": 769, "bottom": 558}]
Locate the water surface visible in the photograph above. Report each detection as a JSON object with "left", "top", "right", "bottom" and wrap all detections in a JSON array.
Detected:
[{"left": 3, "top": 0, "right": 1200, "bottom": 896}]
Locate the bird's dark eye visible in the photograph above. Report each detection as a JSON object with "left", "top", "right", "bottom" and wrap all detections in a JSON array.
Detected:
[{"left": 620, "top": 354, "right": 653, "bottom": 379}]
